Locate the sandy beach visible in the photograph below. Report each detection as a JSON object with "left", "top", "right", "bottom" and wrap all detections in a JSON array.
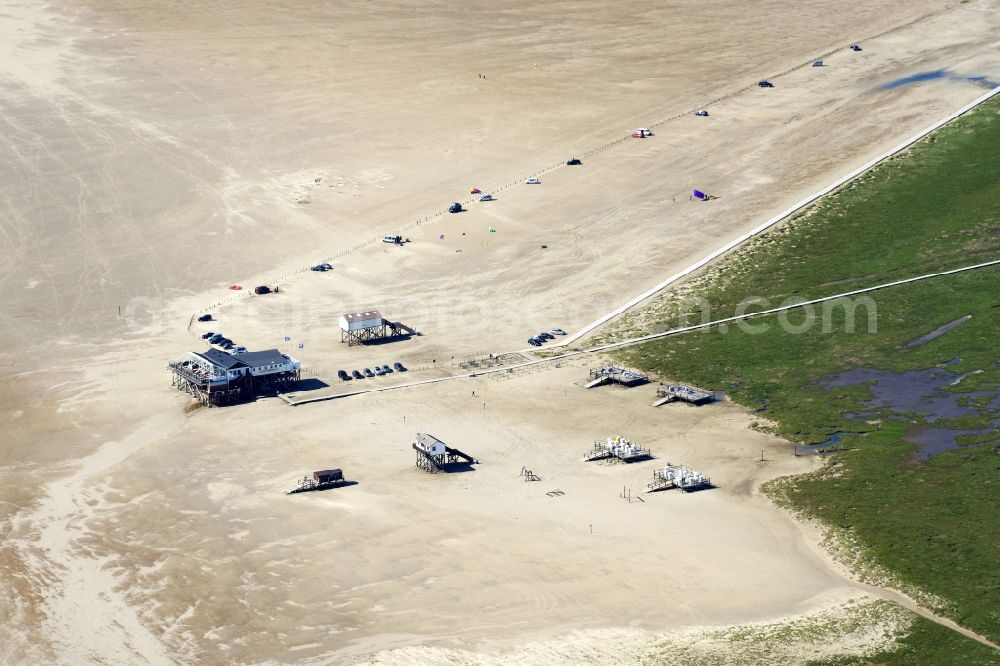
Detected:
[{"left": 2, "top": 0, "right": 1000, "bottom": 663}]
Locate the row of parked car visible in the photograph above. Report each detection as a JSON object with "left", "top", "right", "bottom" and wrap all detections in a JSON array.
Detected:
[
  {"left": 200, "top": 331, "right": 247, "bottom": 354},
  {"left": 338, "top": 362, "right": 406, "bottom": 381},
  {"left": 528, "top": 328, "right": 566, "bottom": 346}
]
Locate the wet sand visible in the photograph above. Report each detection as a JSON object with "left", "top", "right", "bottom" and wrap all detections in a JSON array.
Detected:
[{"left": 2, "top": 0, "right": 1000, "bottom": 663}]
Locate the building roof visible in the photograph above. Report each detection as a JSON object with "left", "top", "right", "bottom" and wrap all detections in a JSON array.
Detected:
[
  {"left": 313, "top": 469, "right": 343, "bottom": 478},
  {"left": 340, "top": 310, "right": 383, "bottom": 322},
  {"left": 238, "top": 349, "right": 289, "bottom": 367},
  {"left": 197, "top": 349, "right": 247, "bottom": 370},
  {"left": 415, "top": 432, "right": 445, "bottom": 449},
  {"left": 194, "top": 348, "right": 289, "bottom": 371}
]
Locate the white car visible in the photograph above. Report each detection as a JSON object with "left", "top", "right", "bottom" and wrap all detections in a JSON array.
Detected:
[
  {"left": 525, "top": 177, "right": 541, "bottom": 185},
  {"left": 382, "top": 235, "right": 402, "bottom": 244},
  {"left": 479, "top": 194, "right": 494, "bottom": 202}
]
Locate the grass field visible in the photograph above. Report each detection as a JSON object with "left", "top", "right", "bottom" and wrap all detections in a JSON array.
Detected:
[{"left": 614, "top": 97, "right": 1000, "bottom": 660}]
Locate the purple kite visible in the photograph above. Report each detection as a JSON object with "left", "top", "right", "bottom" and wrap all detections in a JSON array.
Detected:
[{"left": 693, "top": 189, "right": 708, "bottom": 200}]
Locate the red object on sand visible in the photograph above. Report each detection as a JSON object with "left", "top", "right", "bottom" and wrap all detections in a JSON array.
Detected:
[
  {"left": 471, "top": 187, "right": 481, "bottom": 194},
  {"left": 228, "top": 284, "right": 242, "bottom": 290}
]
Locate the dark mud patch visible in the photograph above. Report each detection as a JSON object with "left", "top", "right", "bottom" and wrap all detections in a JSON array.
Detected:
[
  {"left": 903, "top": 315, "right": 971, "bottom": 349},
  {"left": 881, "top": 70, "right": 999, "bottom": 91}
]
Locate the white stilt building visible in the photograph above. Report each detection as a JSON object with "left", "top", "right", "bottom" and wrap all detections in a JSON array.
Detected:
[
  {"left": 582, "top": 435, "right": 651, "bottom": 463},
  {"left": 646, "top": 464, "right": 712, "bottom": 492}
]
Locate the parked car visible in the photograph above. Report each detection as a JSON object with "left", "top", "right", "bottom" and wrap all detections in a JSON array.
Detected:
[
  {"left": 851, "top": 44, "right": 862, "bottom": 52},
  {"left": 197, "top": 314, "right": 212, "bottom": 322},
  {"left": 233, "top": 346, "right": 248, "bottom": 354},
  {"left": 383, "top": 234, "right": 403, "bottom": 244},
  {"left": 374, "top": 366, "right": 384, "bottom": 376},
  {"left": 393, "top": 362, "right": 406, "bottom": 372},
  {"left": 202, "top": 331, "right": 215, "bottom": 339},
  {"left": 566, "top": 157, "right": 582, "bottom": 166},
  {"left": 528, "top": 338, "right": 542, "bottom": 347},
  {"left": 758, "top": 80, "right": 774, "bottom": 88},
  {"left": 479, "top": 194, "right": 494, "bottom": 202},
  {"left": 310, "top": 264, "right": 326, "bottom": 272},
  {"left": 364, "top": 368, "right": 374, "bottom": 377},
  {"left": 220, "top": 341, "right": 234, "bottom": 350},
  {"left": 538, "top": 332, "right": 554, "bottom": 341},
  {"left": 352, "top": 369, "right": 364, "bottom": 379},
  {"left": 320, "top": 263, "right": 333, "bottom": 270},
  {"left": 525, "top": 177, "right": 541, "bottom": 185},
  {"left": 254, "top": 285, "right": 271, "bottom": 295},
  {"left": 694, "top": 110, "right": 709, "bottom": 117},
  {"left": 338, "top": 370, "right": 350, "bottom": 381},
  {"left": 382, "top": 364, "right": 393, "bottom": 374},
  {"left": 551, "top": 327, "right": 567, "bottom": 335},
  {"left": 217, "top": 337, "right": 232, "bottom": 346},
  {"left": 209, "top": 333, "right": 224, "bottom": 344},
  {"left": 448, "top": 202, "right": 463, "bottom": 213}
]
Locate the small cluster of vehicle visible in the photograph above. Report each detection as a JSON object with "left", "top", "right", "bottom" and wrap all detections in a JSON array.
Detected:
[
  {"left": 201, "top": 331, "right": 246, "bottom": 354},
  {"left": 457, "top": 157, "right": 583, "bottom": 205},
  {"left": 527, "top": 327, "right": 566, "bottom": 346},
  {"left": 310, "top": 262, "right": 333, "bottom": 272},
  {"left": 338, "top": 362, "right": 406, "bottom": 381}
]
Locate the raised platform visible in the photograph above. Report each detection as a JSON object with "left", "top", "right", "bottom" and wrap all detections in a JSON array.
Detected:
[
  {"left": 413, "top": 433, "right": 478, "bottom": 473},
  {"left": 651, "top": 383, "right": 715, "bottom": 406},
  {"left": 646, "top": 465, "right": 713, "bottom": 492},
  {"left": 586, "top": 365, "right": 648, "bottom": 388},
  {"left": 339, "top": 310, "right": 418, "bottom": 346},
  {"left": 582, "top": 436, "right": 651, "bottom": 463},
  {"left": 285, "top": 469, "right": 351, "bottom": 494},
  {"left": 168, "top": 351, "right": 300, "bottom": 407}
]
